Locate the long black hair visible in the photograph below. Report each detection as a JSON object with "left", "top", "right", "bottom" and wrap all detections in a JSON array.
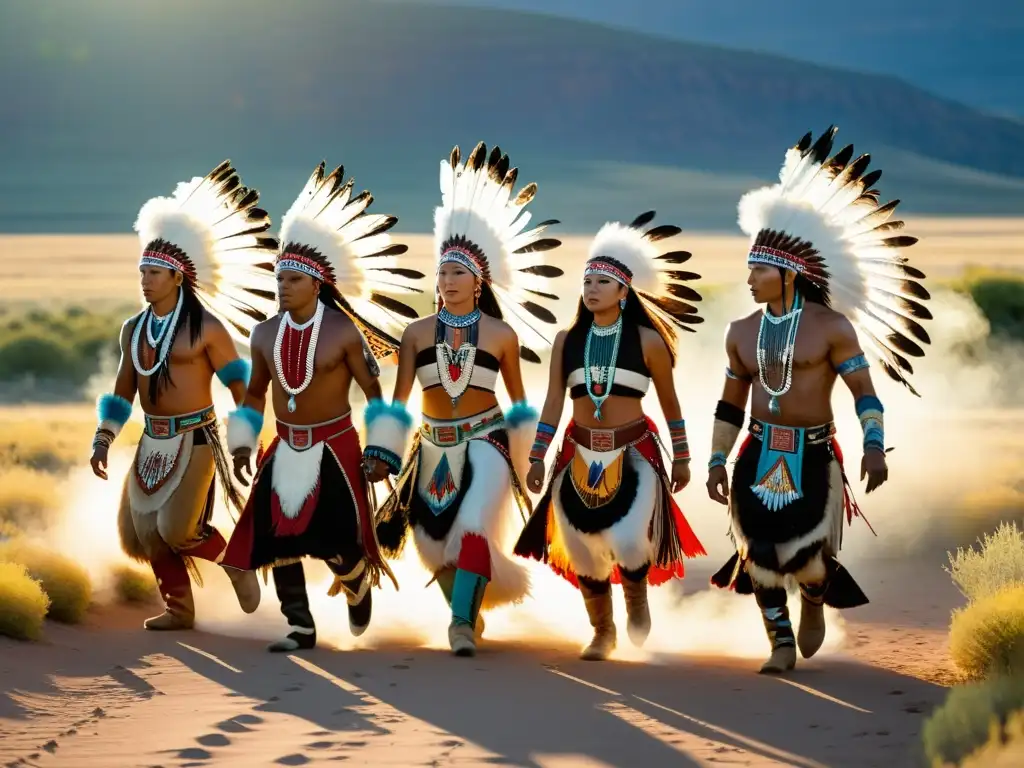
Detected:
[
  {"left": 563, "top": 259, "right": 678, "bottom": 385},
  {"left": 778, "top": 268, "right": 830, "bottom": 309}
]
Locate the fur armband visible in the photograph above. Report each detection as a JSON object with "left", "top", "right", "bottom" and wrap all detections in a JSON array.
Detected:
[
  {"left": 216, "top": 358, "right": 251, "bottom": 388},
  {"left": 855, "top": 395, "right": 885, "bottom": 453},
  {"left": 709, "top": 400, "right": 745, "bottom": 469},
  {"left": 226, "top": 406, "right": 264, "bottom": 454},
  {"left": 363, "top": 399, "right": 413, "bottom": 475},
  {"left": 504, "top": 400, "right": 538, "bottom": 429},
  {"left": 94, "top": 393, "right": 133, "bottom": 449}
]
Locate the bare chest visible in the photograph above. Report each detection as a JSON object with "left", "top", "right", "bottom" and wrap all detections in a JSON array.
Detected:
[{"left": 738, "top": 322, "right": 830, "bottom": 375}]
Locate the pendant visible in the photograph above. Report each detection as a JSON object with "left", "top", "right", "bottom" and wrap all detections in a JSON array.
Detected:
[
  {"left": 288, "top": 395, "right": 297, "bottom": 413},
  {"left": 769, "top": 395, "right": 781, "bottom": 416},
  {"left": 592, "top": 383, "right": 604, "bottom": 396},
  {"left": 448, "top": 363, "right": 461, "bottom": 382},
  {"left": 593, "top": 407, "right": 602, "bottom": 421}
]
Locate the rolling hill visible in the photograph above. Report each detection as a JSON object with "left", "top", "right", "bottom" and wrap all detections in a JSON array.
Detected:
[{"left": 1, "top": 0, "right": 1023, "bottom": 233}]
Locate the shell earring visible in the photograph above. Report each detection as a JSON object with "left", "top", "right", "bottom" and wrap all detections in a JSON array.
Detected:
[{"left": 619, "top": 297, "right": 627, "bottom": 310}]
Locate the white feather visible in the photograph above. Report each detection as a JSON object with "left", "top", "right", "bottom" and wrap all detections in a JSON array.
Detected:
[{"left": 433, "top": 143, "right": 562, "bottom": 357}]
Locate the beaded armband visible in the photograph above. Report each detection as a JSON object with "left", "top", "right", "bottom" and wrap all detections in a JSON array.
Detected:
[
  {"left": 94, "top": 393, "right": 133, "bottom": 450},
  {"left": 855, "top": 395, "right": 885, "bottom": 453},
  {"left": 725, "top": 366, "right": 752, "bottom": 383},
  {"left": 667, "top": 418, "right": 690, "bottom": 462},
  {"left": 363, "top": 445, "right": 402, "bottom": 475},
  {"left": 530, "top": 422, "right": 557, "bottom": 464},
  {"left": 836, "top": 353, "right": 869, "bottom": 377}
]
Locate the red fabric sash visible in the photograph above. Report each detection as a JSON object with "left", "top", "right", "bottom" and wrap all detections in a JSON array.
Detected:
[{"left": 221, "top": 423, "right": 385, "bottom": 570}]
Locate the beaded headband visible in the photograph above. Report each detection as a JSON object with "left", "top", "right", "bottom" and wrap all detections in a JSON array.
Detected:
[
  {"left": 584, "top": 258, "right": 632, "bottom": 287},
  {"left": 438, "top": 244, "right": 485, "bottom": 280},
  {"left": 139, "top": 247, "right": 197, "bottom": 284},
  {"left": 747, "top": 244, "right": 807, "bottom": 275},
  {"left": 274, "top": 252, "right": 333, "bottom": 284}
]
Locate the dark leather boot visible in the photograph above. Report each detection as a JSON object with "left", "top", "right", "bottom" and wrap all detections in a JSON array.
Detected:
[{"left": 267, "top": 562, "right": 316, "bottom": 653}]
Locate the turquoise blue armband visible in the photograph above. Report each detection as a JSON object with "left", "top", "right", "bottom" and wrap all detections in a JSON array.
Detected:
[
  {"left": 216, "top": 358, "right": 251, "bottom": 387},
  {"left": 855, "top": 395, "right": 884, "bottom": 453}
]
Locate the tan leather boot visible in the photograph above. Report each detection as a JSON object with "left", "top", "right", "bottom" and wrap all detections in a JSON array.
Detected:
[
  {"left": 580, "top": 583, "right": 616, "bottom": 661},
  {"left": 224, "top": 566, "right": 262, "bottom": 614},
  {"left": 797, "top": 582, "right": 827, "bottom": 659},
  {"left": 621, "top": 576, "right": 652, "bottom": 648}
]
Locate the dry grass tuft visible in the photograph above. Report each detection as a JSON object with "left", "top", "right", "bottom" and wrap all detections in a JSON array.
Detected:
[
  {"left": 949, "top": 584, "right": 1024, "bottom": 681},
  {"left": 111, "top": 563, "right": 157, "bottom": 604},
  {"left": 0, "top": 538, "right": 93, "bottom": 624},
  {"left": 945, "top": 520, "right": 1024, "bottom": 603},
  {"left": 0, "top": 561, "right": 50, "bottom": 641}
]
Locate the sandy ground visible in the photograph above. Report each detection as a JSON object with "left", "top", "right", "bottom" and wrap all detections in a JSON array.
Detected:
[{"left": 0, "top": 553, "right": 962, "bottom": 768}]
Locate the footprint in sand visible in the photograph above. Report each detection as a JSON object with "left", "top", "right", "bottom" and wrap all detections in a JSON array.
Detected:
[
  {"left": 196, "top": 734, "right": 231, "bottom": 748},
  {"left": 275, "top": 755, "right": 311, "bottom": 766},
  {"left": 174, "top": 747, "right": 213, "bottom": 761},
  {"left": 305, "top": 741, "right": 334, "bottom": 750},
  {"left": 216, "top": 717, "right": 259, "bottom": 734}
]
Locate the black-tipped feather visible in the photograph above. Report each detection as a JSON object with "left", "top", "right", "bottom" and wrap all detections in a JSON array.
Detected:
[{"left": 519, "top": 301, "right": 557, "bottom": 324}]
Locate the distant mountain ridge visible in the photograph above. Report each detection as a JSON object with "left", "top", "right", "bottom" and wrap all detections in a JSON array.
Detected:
[{"left": 1, "top": 0, "right": 1023, "bottom": 233}]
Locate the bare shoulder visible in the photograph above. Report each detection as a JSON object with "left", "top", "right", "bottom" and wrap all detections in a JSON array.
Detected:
[
  {"left": 482, "top": 314, "right": 517, "bottom": 343},
  {"left": 121, "top": 310, "right": 145, "bottom": 339},
  {"left": 323, "top": 308, "right": 362, "bottom": 343},
  {"left": 552, "top": 328, "right": 568, "bottom": 349},
  {"left": 199, "top": 308, "right": 233, "bottom": 341},
  {"left": 249, "top": 314, "right": 280, "bottom": 345},
  {"left": 403, "top": 315, "right": 435, "bottom": 341},
  {"left": 727, "top": 311, "right": 761, "bottom": 340},
  {"left": 813, "top": 304, "right": 857, "bottom": 340}
]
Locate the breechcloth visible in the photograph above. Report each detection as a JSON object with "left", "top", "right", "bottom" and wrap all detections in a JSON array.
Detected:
[
  {"left": 514, "top": 415, "right": 706, "bottom": 589},
  {"left": 709, "top": 418, "right": 869, "bottom": 609},
  {"left": 374, "top": 404, "right": 531, "bottom": 612},
  {"left": 221, "top": 411, "right": 395, "bottom": 591}
]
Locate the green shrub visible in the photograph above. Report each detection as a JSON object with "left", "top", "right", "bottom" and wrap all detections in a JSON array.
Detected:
[
  {"left": 966, "top": 276, "right": 1024, "bottom": 341},
  {"left": 111, "top": 564, "right": 157, "bottom": 604},
  {"left": 945, "top": 521, "right": 1024, "bottom": 603},
  {"left": 0, "top": 561, "right": 50, "bottom": 641},
  {"left": 0, "top": 539, "right": 93, "bottom": 624},
  {"left": 922, "top": 674, "right": 1024, "bottom": 767},
  {"left": 949, "top": 583, "right": 1024, "bottom": 680}
]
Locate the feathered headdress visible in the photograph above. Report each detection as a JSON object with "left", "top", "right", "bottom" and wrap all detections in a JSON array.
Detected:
[
  {"left": 277, "top": 161, "right": 427, "bottom": 362},
  {"left": 585, "top": 211, "right": 704, "bottom": 344},
  {"left": 434, "top": 141, "right": 563, "bottom": 362},
  {"left": 738, "top": 126, "right": 932, "bottom": 395},
  {"left": 133, "top": 159, "right": 279, "bottom": 340}
]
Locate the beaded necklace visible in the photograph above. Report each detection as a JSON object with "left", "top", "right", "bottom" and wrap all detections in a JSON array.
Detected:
[
  {"left": 584, "top": 314, "right": 623, "bottom": 421},
  {"left": 273, "top": 302, "right": 325, "bottom": 413},
  {"left": 435, "top": 307, "right": 481, "bottom": 409},
  {"left": 131, "top": 289, "right": 184, "bottom": 377},
  {"left": 756, "top": 292, "right": 804, "bottom": 416}
]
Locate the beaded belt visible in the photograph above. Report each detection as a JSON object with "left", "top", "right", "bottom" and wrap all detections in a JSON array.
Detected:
[
  {"left": 421, "top": 406, "right": 504, "bottom": 447},
  {"left": 144, "top": 406, "right": 215, "bottom": 439},
  {"left": 749, "top": 418, "right": 835, "bottom": 448},
  {"left": 276, "top": 412, "right": 353, "bottom": 451},
  {"left": 570, "top": 418, "right": 648, "bottom": 451}
]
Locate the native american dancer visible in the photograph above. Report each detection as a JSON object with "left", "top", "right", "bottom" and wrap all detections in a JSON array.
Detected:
[
  {"left": 363, "top": 142, "right": 562, "bottom": 657},
  {"left": 513, "top": 212, "right": 707, "bottom": 660},
  {"left": 221, "top": 161, "right": 425, "bottom": 653},
  {"left": 705, "top": 126, "right": 932, "bottom": 674},
  {"left": 90, "top": 160, "right": 280, "bottom": 631}
]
